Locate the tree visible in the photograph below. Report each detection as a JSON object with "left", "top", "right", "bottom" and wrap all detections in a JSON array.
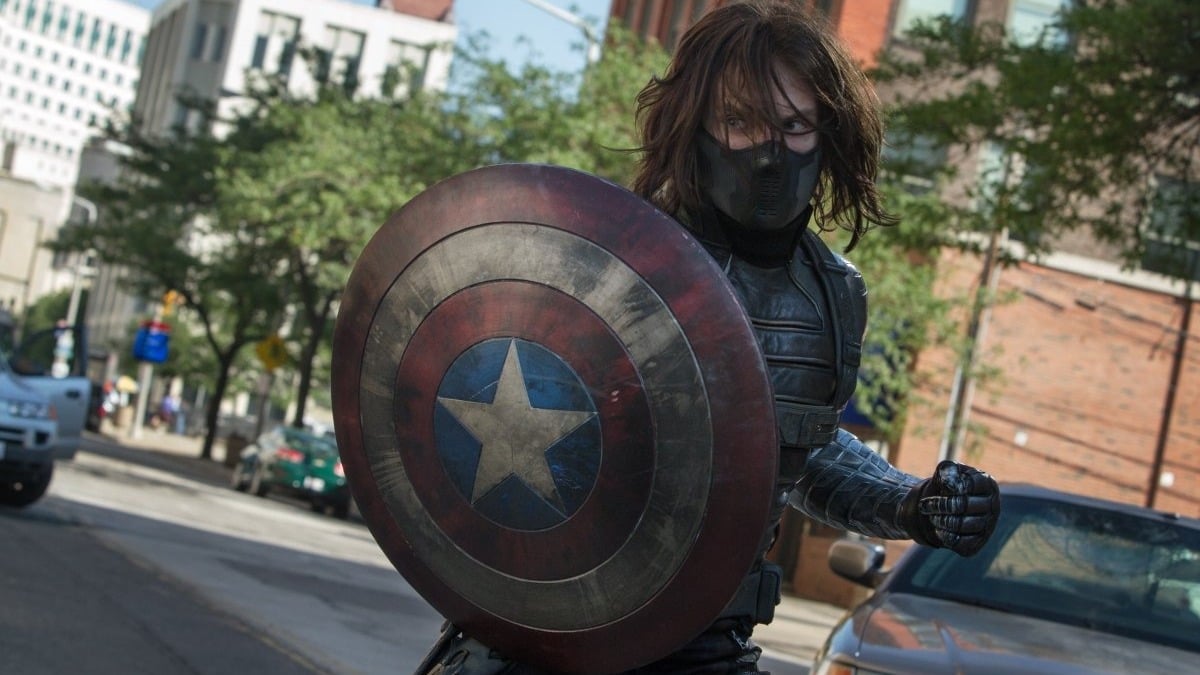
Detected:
[
  {"left": 60, "top": 100, "right": 290, "bottom": 460},
  {"left": 866, "top": 1, "right": 1199, "bottom": 456},
  {"left": 874, "top": 0, "right": 1199, "bottom": 267}
]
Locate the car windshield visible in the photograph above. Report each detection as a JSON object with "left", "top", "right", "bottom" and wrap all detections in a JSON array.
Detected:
[
  {"left": 890, "top": 495, "right": 1200, "bottom": 653},
  {"left": 282, "top": 428, "right": 338, "bottom": 458}
]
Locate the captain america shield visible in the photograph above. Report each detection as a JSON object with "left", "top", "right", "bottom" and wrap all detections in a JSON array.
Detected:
[{"left": 331, "top": 164, "right": 778, "bottom": 673}]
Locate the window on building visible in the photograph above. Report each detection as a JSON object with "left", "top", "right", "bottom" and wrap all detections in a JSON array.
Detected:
[
  {"left": 1143, "top": 175, "right": 1200, "bottom": 281},
  {"left": 73, "top": 11, "right": 85, "bottom": 45},
  {"left": 316, "top": 25, "right": 365, "bottom": 93},
  {"left": 1009, "top": 0, "right": 1070, "bottom": 47},
  {"left": 382, "top": 38, "right": 429, "bottom": 97},
  {"left": 120, "top": 29, "right": 132, "bottom": 63},
  {"left": 57, "top": 4, "right": 68, "bottom": 39},
  {"left": 190, "top": 23, "right": 208, "bottom": 60},
  {"left": 39, "top": 0, "right": 51, "bottom": 34},
  {"left": 89, "top": 18, "right": 101, "bottom": 52},
  {"left": 893, "top": 0, "right": 972, "bottom": 38},
  {"left": 210, "top": 25, "right": 227, "bottom": 61},
  {"left": 251, "top": 11, "right": 301, "bottom": 77},
  {"left": 105, "top": 23, "right": 117, "bottom": 58},
  {"left": 882, "top": 131, "right": 946, "bottom": 194},
  {"left": 23, "top": 0, "right": 35, "bottom": 29}
]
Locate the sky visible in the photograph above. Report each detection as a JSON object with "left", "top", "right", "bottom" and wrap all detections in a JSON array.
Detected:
[{"left": 123, "top": 0, "right": 613, "bottom": 75}]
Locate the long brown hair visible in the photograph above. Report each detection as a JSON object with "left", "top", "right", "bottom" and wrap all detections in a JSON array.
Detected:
[{"left": 632, "top": 0, "right": 897, "bottom": 250}]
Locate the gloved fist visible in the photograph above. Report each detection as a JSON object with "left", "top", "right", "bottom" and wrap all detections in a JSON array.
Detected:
[{"left": 900, "top": 460, "right": 1000, "bottom": 557}]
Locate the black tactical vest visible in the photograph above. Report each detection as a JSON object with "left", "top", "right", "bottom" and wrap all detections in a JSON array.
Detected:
[{"left": 701, "top": 229, "right": 868, "bottom": 459}]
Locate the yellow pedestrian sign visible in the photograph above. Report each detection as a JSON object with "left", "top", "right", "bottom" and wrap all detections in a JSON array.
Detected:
[{"left": 256, "top": 334, "right": 288, "bottom": 372}]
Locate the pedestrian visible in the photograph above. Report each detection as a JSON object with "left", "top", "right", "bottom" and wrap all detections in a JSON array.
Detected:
[
  {"left": 160, "top": 393, "right": 180, "bottom": 431},
  {"left": 424, "top": 2, "right": 1000, "bottom": 673}
]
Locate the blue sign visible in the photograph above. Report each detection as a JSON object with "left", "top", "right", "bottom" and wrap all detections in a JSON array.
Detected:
[{"left": 133, "top": 320, "right": 170, "bottom": 363}]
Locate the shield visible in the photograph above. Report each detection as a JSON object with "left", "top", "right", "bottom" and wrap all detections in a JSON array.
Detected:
[{"left": 331, "top": 164, "right": 778, "bottom": 673}]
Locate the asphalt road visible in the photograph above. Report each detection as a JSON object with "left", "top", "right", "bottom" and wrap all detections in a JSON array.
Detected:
[
  {"left": 0, "top": 432, "right": 810, "bottom": 674},
  {"left": 0, "top": 497, "right": 328, "bottom": 674}
]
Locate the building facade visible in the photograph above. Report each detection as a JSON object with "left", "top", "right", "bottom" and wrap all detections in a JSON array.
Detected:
[
  {"left": 133, "top": 0, "right": 456, "bottom": 136},
  {"left": 0, "top": 0, "right": 149, "bottom": 188}
]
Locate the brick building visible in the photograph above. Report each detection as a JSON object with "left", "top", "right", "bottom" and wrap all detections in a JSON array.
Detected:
[{"left": 607, "top": 0, "right": 1199, "bottom": 606}]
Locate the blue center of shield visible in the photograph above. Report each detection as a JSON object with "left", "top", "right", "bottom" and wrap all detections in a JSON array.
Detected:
[{"left": 434, "top": 338, "right": 601, "bottom": 531}]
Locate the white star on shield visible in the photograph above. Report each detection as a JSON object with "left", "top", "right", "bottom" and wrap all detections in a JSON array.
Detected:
[{"left": 438, "top": 340, "right": 595, "bottom": 507}]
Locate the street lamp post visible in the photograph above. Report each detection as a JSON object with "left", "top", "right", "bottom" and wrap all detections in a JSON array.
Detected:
[
  {"left": 65, "top": 196, "right": 98, "bottom": 327},
  {"left": 519, "top": 0, "right": 602, "bottom": 66}
]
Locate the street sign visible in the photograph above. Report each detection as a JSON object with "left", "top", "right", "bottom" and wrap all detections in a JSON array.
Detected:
[{"left": 256, "top": 334, "right": 287, "bottom": 372}]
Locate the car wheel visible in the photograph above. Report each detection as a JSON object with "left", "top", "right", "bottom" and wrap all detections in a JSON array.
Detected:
[
  {"left": 309, "top": 500, "right": 324, "bottom": 514},
  {"left": 249, "top": 463, "right": 269, "bottom": 497},
  {"left": 331, "top": 499, "right": 350, "bottom": 520},
  {"left": 0, "top": 464, "right": 54, "bottom": 509}
]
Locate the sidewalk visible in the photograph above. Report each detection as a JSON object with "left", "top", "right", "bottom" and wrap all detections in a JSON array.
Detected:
[{"left": 86, "top": 426, "right": 847, "bottom": 667}]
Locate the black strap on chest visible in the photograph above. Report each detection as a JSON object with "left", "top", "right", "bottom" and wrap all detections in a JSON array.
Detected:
[{"left": 774, "top": 231, "right": 862, "bottom": 449}]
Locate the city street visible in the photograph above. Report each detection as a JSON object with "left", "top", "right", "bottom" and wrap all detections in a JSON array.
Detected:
[{"left": 0, "top": 431, "right": 819, "bottom": 674}]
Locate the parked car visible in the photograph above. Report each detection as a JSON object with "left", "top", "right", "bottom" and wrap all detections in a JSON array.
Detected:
[
  {"left": 6, "top": 322, "right": 89, "bottom": 460},
  {"left": 813, "top": 483, "right": 1200, "bottom": 675},
  {"left": 230, "top": 426, "right": 351, "bottom": 518},
  {"left": 0, "top": 352, "right": 59, "bottom": 508}
]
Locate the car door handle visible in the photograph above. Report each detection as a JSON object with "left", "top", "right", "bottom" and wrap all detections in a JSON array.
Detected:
[{"left": 66, "top": 390, "right": 82, "bottom": 399}]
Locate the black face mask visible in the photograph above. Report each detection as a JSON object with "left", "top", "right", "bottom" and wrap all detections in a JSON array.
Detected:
[{"left": 696, "top": 130, "right": 821, "bottom": 232}]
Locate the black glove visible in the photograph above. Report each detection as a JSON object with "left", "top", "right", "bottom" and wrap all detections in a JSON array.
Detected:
[{"left": 900, "top": 460, "right": 1000, "bottom": 557}]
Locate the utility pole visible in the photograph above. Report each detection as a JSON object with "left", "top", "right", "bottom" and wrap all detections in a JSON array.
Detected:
[{"left": 1146, "top": 259, "right": 1196, "bottom": 509}]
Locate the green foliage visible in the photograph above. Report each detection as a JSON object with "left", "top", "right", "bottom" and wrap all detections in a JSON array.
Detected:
[
  {"left": 19, "top": 289, "right": 77, "bottom": 336},
  {"left": 874, "top": 1, "right": 1199, "bottom": 267}
]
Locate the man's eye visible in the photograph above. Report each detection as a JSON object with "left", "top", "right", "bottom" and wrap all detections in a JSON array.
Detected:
[{"left": 783, "top": 118, "right": 814, "bottom": 135}]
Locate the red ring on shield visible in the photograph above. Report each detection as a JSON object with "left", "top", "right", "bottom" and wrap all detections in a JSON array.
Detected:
[
  {"left": 396, "top": 280, "right": 653, "bottom": 580},
  {"left": 332, "top": 164, "right": 778, "bottom": 674}
]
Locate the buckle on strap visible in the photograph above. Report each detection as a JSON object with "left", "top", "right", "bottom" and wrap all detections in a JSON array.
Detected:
[{"left": 777, "top": 403, "right": 839, "bottom": 448}]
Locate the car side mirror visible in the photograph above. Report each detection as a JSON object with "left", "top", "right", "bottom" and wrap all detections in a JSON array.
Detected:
[{"left": 828, "top": 538, "right": 887, "bottom": 589}]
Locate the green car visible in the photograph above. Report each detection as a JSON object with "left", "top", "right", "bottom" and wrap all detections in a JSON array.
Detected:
[{"left": 231, "top": 426, "right": 351, "bottom": 519}]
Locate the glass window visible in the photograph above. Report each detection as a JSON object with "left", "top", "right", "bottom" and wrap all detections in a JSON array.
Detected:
[
  {"left": 210, "top": 25, "right": 227, "bottom": 61},
  {"left": 73, "top": 11, "right": 85, "bottom": 45},
  {"left": 120, "top": 29, "right": 132, "bottom": 63},
  {"left": 105, "top": 23, "right": 117, "bottom": 58},
  {"left": 1142, "top": 175, "right": 1200, "bottom": 280},
  {"left": 253, "top": 11, "right": 300, "bottom": 76},
  {"left": 382, "top": 38, "right": 430, "bottom": 97},
  {"left": 1009, "top": 0, "right": 1069, "bottom": 47},
  {"left": 190, "top": 23, "right": 208, "bottom": 60},
  {"left": 39, "top": 0, "right": 51, "bottom": 34},
  {"left": 318, "top": 25, "right": 365, "bottom": 92},
  {"left": 893, "top": 0, "right": 971, "bottom": 37},
  {"left": 89, "top": 18, "right": 101, "bottom": 52}
]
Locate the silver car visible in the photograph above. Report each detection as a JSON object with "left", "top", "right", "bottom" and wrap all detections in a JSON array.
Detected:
[
  {"left": 813, "top": 484, "right": 1200, "bottom": 675},
  {"left": 0, "top": 352, "right": 58, "bottom": 508}
]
